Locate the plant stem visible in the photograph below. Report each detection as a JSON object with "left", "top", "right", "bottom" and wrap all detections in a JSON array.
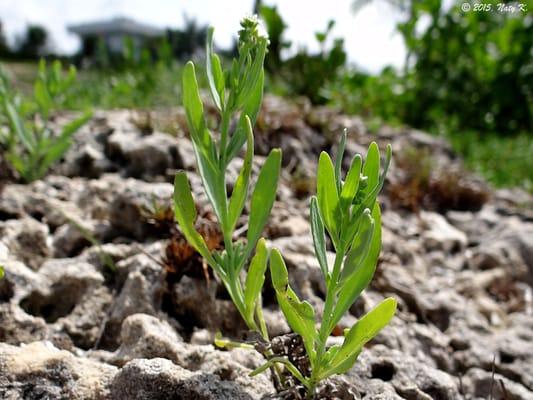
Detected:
[
  {"left": 255, "top": 296, "right": 269, "bottom": 341},
  {"left": 312, "top": 249, "right": 344, "bottom": 383},
  {"left": 254, "top": 296, "right": 288, "bottom": 390}
]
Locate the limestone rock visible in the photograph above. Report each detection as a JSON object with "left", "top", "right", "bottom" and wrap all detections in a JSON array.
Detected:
[
  {"left": 112, "top": 313, "right": 183, "bottom": 366},
  {"left": 420, "top": 211, "right": 467, "bottom": 252},
  {"left": 0, "top": 217, "right": 50, "bottom": 270},
  {"left": 0, "top": 341, "right": 117, "bottom": 399},
  {"left": 109, "top": 358, "right": 256, "bottom": 400}
]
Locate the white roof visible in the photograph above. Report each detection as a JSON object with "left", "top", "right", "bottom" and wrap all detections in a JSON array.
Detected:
[{"left": 68, "top": 17, "right": 164, "bottom": 37}]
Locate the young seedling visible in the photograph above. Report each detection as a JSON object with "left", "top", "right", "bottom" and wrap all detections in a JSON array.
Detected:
[
  {"left": 253, "top": 135, "right": 396, "bottom": 397},
  {"left": 173, "top": 16, "right": 281, "bottom": 340},
  {"left": 0, "top": 60, "right": 91, "bottom": 182}
]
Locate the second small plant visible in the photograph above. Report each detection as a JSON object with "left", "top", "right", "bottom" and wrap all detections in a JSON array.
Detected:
[
  {"left": 0, "top": 60, "right": 91, "bottom": 182},
  {"left": 253, "top": 136, "right": 396, "bottom": 395}
]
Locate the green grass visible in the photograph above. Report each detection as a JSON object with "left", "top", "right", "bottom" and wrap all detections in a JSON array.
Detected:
[
  {"left": 66, "top": 64, "right": 185, "bottom": 110},
  {"left": 1, "top": 60, "right": 190, "bottom": 110},
  {"left": 0, "top": 60, "right": 39, "bottom": 94},
  {"left": 449, "top": 131, "right": 532, "bottom": 192},
  {"left": 2, "top": 60, "right": 530, "bottom": 193}
]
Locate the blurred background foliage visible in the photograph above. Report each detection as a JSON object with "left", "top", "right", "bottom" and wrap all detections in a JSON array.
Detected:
[{"left": 0, "top": 0, "right": 531, "bottom": 190}]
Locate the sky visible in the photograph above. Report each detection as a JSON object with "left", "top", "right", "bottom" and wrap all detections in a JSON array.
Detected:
[{"left": 0, "top": 0, "right": 407, "bottom": 73}]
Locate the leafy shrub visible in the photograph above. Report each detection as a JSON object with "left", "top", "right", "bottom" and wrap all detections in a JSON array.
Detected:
[
  {"left": 14, "top": 25, "right": 49, "bottom": 59},
  {"left": 327, "top": 67, "right": 405, "bottom": 126},
  {"left": 397, "top": 0, "right": 532, "bottom": 135},
  {"left": 0, "top": 60, "right": 91, "bottom": 182},
  {"left": 337, "top": 0, "right": 532, "bottom": 136}
]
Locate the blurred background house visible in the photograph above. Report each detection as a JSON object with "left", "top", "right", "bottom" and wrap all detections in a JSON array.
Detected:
[{"left": 68, "top": 17, "right": 164, "bottom": 65}]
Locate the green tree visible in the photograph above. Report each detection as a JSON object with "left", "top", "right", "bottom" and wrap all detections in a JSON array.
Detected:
[
  {"left": 400, "top": 0, "right": 532, "bottom": 134},
  {"left": 16, "top": 25, "right": 48, "bottom": 59},
  {"left": 0, "top": 22, "right": 11, "bottom": 57}
]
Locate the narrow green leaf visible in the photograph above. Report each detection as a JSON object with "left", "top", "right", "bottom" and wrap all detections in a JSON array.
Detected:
[
  {"left": 339, "top": 154, "right": 362, "bottom": 213},
  {"left": 270, "top": 248, "right": 289, "bottom": 292},
  {"left": 225, "top": 116, "right": 247, "bottom": 163},
  {"left": 317, "top": 152, "right": 340, "bottom": 244},
  {"left": 362, "top": 142, "right": 380, "bottom": 194},
  {"left": 5, "top": 152, "right": 27, "bottom": 179},
  {"left": 230, "top": 59, "right": 239, "bottom": 92},
  {"left": 214, "top": 332, "right": 255, "bottom": 350},
  {"left": 329, "top": 203, "right": 382, "bottom": 331},
  {"left": 343, "top": 146, "right": 390, "bottom": 244},
  {"left": 59, "top": 110, "right": 92, "bottom": 139},
  {"left": 194, "top": 146, "right": 228, "bottom": 227},
  {"left": 310, "top": 196, "right": 329, "bottom": 282},
  {"left": 322, "top": 344, "right": 341, "bottom": 367},
  {"left": 320, "top": 297, "right": 396, "bottom": 379},
  {"left": 382, "top": 144, "right": 392, "bottom": 181},
  {"left": 321, "top": 349, "right": 361, "bottom": 381},
  {"left": 206, "top": 27, "right": 222, "bottom": 111},
  {"left": 33, "top": 110, "right": 92, "bottom": 179},
  {"left": 226, "top": 70, "right": 264, "bottom": 162},
  {"left": 4, "top": 100, "right": 34, "bottom": 151},
  {"left": 34, "top": 79, "right": 52, "bottom": 118},
  {"left": 242, "top": 69, "right": 264, "bottom": 126},
  {"left": 250, "top": 357, "right": 310, "bottom": 389},
  {"left": 243, "top": 238, "right": 268, "bottom": 324},
  {"left": 174, "top": 172, "right": 198, "bottom": 226},
  {"left": 212, "top": 54, "right": 225, "bottom": 102},
  {"left": 182, "top": 61, "right": 212, "bottom": 152},
  {"left": 173, "top": 172, "right": 218, "bottom": 270},
  {"left": 0, "top": 265, "right": 4, "bottom": 279},
  {"left": 320, "top": 344, "right": 362, "bottom": 380},
  {"left": 246, "top": 148, "right": 281, "bottom": 256},
  {"left": 339, "top": 209, "right": 374, "bottom": 283},
  {"left": 236, "top": 38, "right": 267, "bottom": 107},
  {"left": 270, "top": 249, "right": 317, "bottom": 363},
  {"left": 37, "top": 139, "right": 71, "bottom": 178},
  {"left": 227, "top": 115, "right": 253, "bottom": 231},
  {"left": 334, "top": 130, "right": 346, "bottom": 193}
]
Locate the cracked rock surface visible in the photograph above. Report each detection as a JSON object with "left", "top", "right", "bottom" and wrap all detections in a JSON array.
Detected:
[{"left": 1, "top": 98, "right": 532, "bottom": 399}]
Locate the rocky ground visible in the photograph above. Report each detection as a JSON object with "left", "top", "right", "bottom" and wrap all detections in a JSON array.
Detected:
[{"left": 0, "top": 96, "right": 532, "bottom": 399}]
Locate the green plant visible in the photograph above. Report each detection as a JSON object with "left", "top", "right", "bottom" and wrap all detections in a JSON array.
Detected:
[
  {"left": 0, "top": 60, "right": 91, "bottom": 182},
  {"left": 173, "top": 16, "right": 280, "bottom": 339},
  {"left": 449, "top": 130, "right": 533, "bottom": 192},
  {"left": 174, "top": 18, "right": 395, "bottom": 397},
  {"left": 253, "top": 136, "right": 396, "bottom": 396},
  {"left": 398, "top": 0, "right": 531, "bottom": 135},
  {"left": 0, "top": 265, "right": 4, "bottom": 279}
]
